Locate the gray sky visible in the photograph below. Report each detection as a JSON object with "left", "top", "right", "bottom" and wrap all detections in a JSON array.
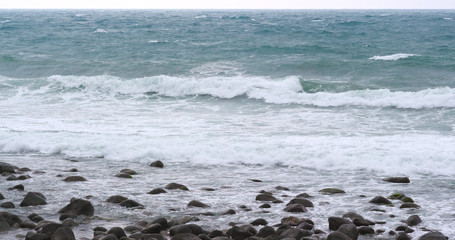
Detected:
[{"left": 1, "top": 0, "right": 455, "bottom": 9}]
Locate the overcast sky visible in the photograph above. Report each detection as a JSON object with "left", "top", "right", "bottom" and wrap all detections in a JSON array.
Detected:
[{"left": 1, "top": 0, "right": 455, "bottom": 9}]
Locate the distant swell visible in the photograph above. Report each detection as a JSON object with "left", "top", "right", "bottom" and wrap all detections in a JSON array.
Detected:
[
  {"left": 369, "top": 53, "right": 419, "bottom": 61},
  {"left": 3, "top": 75, "right": 455, "bottom": 109}
]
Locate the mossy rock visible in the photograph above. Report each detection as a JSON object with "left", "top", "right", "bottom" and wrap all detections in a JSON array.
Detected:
[
  {"left": 401, "top": 197, "right": 414, "bottom": 203},
  {"left": 318, "top": 188, "right": 346, "bottom": 195},
  {"left": 388, "top": 193, "right": 406, "bottom": 200}
]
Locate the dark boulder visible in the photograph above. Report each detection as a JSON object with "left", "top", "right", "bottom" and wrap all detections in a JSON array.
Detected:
[
  {"left": 25, "top": 231, "right": 50, "bottom": 240},
  {"left": 41, "top": 222, "right": 63, "bottom": 236},
  {"left": 20, "top": 220, "right": 37, "bottom": 229},
  {"left": 187, "top": 200, "right": 209, "bottom": 208},
  {"left": 283, "top": 204, "right": 307, "bottom": 213},
  {"left": 99, "top": 234, "right": 118, "bottom": 240},
  {"left": 208, "top": 230, "right": 226, "bottom": 238},
  {"left": 0, "top": 221, "right": 10, "bottom": 232},
  {"left": 6, "top": 175, "right": 18, "bottom": 181},
  {"left": 397, "top": 232, "right": 412, "bottom": 240},
  {"left": 353, "top": 218, "right": 374, "bottom": 226},
  {"left": 327, "top": 231, "right": 352, "bottom": 240},
  {"left": 383, "top": 177, "right": 410, "bottom": 183},
  {"left": 0, "top": 162, "right": 15, "bottom": 174},
  {"left": 148, "top": 188, "right": 167, "bottom": 194},
  {"left": 63, "top": 176, "right": 87, "bottom": 182},
  {"left": 280, "top": 228, "right": 311, "bottom": 239},
  {"left": 286, "top": 198, "right": 314, "bottom": 207},
  {"left": 358, "top": 226, "right": 375, "bottom": 235},
  {"left": 171, "top": 233, "right": 201, "bottom": 240},
  {"left": 400, "top": 203, "right": 421, "bottom": 209},
  {"left": 255, "top": 194, "right": 277, "bottom": 202},
  {"left": 20, "top": 192, "right": 47, "bottom": 207},
  {"left": 107, "top": 226, "right": 127, "bottom": 239},
  {"left": 170, "top": 224, "right": 204, "bottom": 236},
  {"left": 0, "top": 211, "right": 22, "bottom": 226},
  {"left": 369, "top": 196, "right": 392, "bottom": 205},
  {"left": 120, "top": 169, "right": 137, "bottom": 175},
  {"left": 319, "top": 188, "right": 345, "bottom": 195},
  {"left": 119, "top": 199, "right": 144, "bottom": 209},
  {"left": 406, "top": 215, "right": 422, "bottom": 226},
  {"left": 257, "top": 226, "right": 275, "bottom": 238},
  {"left": 338, "top": 224, "right": 358, "bottom": 240},
  {"left": 228, "top": 226, "right": 254, "bottom": 240},
  {"left": 149, "top": 217, "right": 168, "bottom": 230},
  {"left": 222, "top": 209, "right": 236, "bottom": 215},
  {"left": 142, "top": 223, "right": 161, "bottom": 234},
  {"left": 418, "top": 232, "right": 447, "bottom": 240},
  {"left": 0, "top": 202, "right": 15, "bottom": 208},
  {"left": 106, "top": 195, "right": 128, "bottom": 203},
  {"left": 51, "top": 227, "right": 76, "bottom": 240},
  {"left": 276, "top": 186, "right": 290, "bottom": 191},
  {"left": 8, "top": 184, "right": 24, "bottom": 191},
  {"left": 58, "top": 198, "right": 94, "bottom": 216},
  {"left": 149, "top": 161, "right": 164, "bottom": 168},
  {"left": 250, "top": 218, "right": 268, "bottom": 226},
  {"left": 0, "top": 193, "right": 4, "bottom": 200},
  {"left": 28, "top": 213, "right": 44, "bottom": 223},
  {"left": 115, "top": 173, "right": 132, "bottom": 178},
  {"left": 328, "top": 217, "right": 352, "bottom": 231},
  {"left": 342, "top": 212, "right": 364, "bottom": 221},
  {"left": 165, "top": 183, "right": 189, "bottom": 191}
]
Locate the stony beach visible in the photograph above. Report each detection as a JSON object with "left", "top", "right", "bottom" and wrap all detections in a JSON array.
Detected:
[{"left": 0, "top": 160, "right": 450, "bottom": 240}]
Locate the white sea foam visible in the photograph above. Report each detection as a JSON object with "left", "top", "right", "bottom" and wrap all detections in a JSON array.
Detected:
[
  {"left": 443, "top": 17, "right": 453, "bottom": 20},
  {"left": 369, "top": 53, "right": 419, "bottom": 61},
  {"left": 93, "top": 28, "right": 108, "bottom": 33},
  {"left": 195, "top": 15, "right": 207, "bottom": 19},
  {"left": 0, "top": 20, "right": 10, "bottom": 24},
  {"left": 148, "top": 40, "right": 168, "bottom": 43}
]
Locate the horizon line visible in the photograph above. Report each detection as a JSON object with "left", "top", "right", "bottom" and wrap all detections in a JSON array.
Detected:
[{"left": 0, "top": 8, "right": 454, "bottom": 10}]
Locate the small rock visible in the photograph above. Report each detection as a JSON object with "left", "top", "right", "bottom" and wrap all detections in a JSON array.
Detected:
[
  {"left": 255, "top": 194, "right": 278, "bottom": 202},
  {"left": 406, "top": 215, "right": 422, "bottom": 226},
  {"left": 169, "top": 224, "right": 204, "bottom": 236},
  {"left": 171, "top": 233, "right": 201, "bottom": 240},
  {"left": 283, "top": 204, "right": 307, "bottom": 213},
  {"left": 358, "top": 226, "right": 375, "bottom": 235},
  {"left": 222, "top": 209, "right": 236, "bottom": 215},
  {"left": 20, "top": 192, "right": 47, "bottom": 207},
  {"left": 28, "top": 213, "right": 44, "bottom": 223},
  {"left": 383, "top": 177, "right": 410, "bottom": 183},
  {"left": 0, "top": 202, "right": 15, "bottom": 208},
  {"left": 19, "top": 220, "right": 36, "bottom": 229},
  {"left": 418, "top": 232, "right": 447, "bottom": 240},
  {"left": 0, "top": 162, "right": 15, "bottom": 174},
  {"left": 327, "top": 231, "right": 352, "bottom": 240},
  {"left": 52, "top": 226, "right": 76, "bottom": 240},
  {"left": 353, "top": 218, "right": 374, "bottom": 226},
  {"left": 338, "top": 224, "right": 359, "bottom": 240},
  {"left": 250, "top": 218, "right": 268, "bottom": 226},
  {"left": 201, "top": 187, "right": 215, "bottom": 191},
  {"left": 94, "top": 226, "right": 108, "bottom": 232},
  {"left": 249, "top": 179, "right": 262, "bottom": 182},
  {"left": 257, "top": 226, "right": 275, "bottom": 238},
  {"left": 389, "top": 193, "right": 406, "bottom": 200},
  {"left": 0, "top": 212, "right": 22, "bottom": 226},
  {"left": 280, "top": 228, "right": 311, "bottom": 239},
  {"left": 115, "top": 173, "right": 132, "bottom": 178},
  {"left": 228, "top": 226, "right": 254, "bottom": 240},
  {"left": 400, "top": 203, "right": 421, "bottom": 209},
  {"left": 328, "top": 217, "right": 352, "bottom": 231},
  {"left": 41, "top": 222, "right": 63, "bottom": 236},
  {"left": 120, "top": 169, "right": 137, "bottom": 175},
  {"left": 319, "top": 188, "right": 346, "bottom": 195},
  {"left": 58, "top": 198, "right": 94, "bottom": 216},
  {"left": 25, "top": 231, "right": 49, "bottom": 240},
  {"left": 61, "top": 218, "right": 78, "bottom": 227},
  {"left": 19, "top": 167, "right": 31, "bottom": 172},
  {"left": 208, "top": 230, "right": 225, "bottom": 238},
  {"left": 165, "top": 183, "right": 189, "bottom": 191},
  {"left": 6, "top": 175, "right": 18, "bottom": 181},
  {"left": 298, "top": 222, "right": 314, "bottom": 230},
  {"left": 149, "top": 217, "right": 168, "bottom": 230},
  {"left": 259, "top": 204, "right": 271, "bottom": 208},
  {"left": 107, "top": 195, "right": 129, "bottom": 203},
  {"left": 296, "top": 193, "right": 312, "bottom": 198},
  {"left": 148, "top": 188, "right": 167, "bottom": 194},
  {"left": 397, "top": 232, "right": 412, "bottom": 240},
  {"left": 188, "top": 200, "right": 209, "bottom": 208},
  {"left": 0, "top": 193, "right": 4, "bottom": 200},
  {"left": 149, "top": 161, "right": 164, "bottom": 168},
  {"left": 8, "top": 184, "right": 24, "bottom": 191},
  {"left": 107, "top": 226, "right": 127, "bottom": 239},
  {"left": 18, "top": 175, "right": 32, "bottom": 180},
  {"left": 369, "top": 196, "right": 392, "bottom": 205},
  {"left": 63, "top": 176, "right": 87, "bottom": 182},
  {"left": 100, "top": 233, "right": 119, "bottom": 240},
  {"left": 0, "top": 221, "right": 10, "bottom": 232},
  {"left": 65, "top": 168, "right": 78, "bottom": 172},
  {"left": 276, "top": 186, "right": 290, "bottom": 191},
  {"left": 286, "top": 198, "right": 314, "bottom": 207},
  {"left": 142, "top": 223, "right": 161, "bottom": 234},
  {"left": 120, "top": 199, "right": 144, "bottom": 209}
]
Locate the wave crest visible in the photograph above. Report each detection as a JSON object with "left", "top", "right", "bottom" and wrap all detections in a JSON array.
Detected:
[{"left": 369, "top": 53, "right": 419, "bottom": 61}]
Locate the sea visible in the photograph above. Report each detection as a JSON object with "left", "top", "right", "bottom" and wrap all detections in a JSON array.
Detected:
[{"left": 0, "top": 10, "right": 454, "bottom": 239}]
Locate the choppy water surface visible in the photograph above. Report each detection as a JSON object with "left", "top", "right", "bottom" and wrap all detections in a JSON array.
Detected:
[{"left": 0, "top": 10, "right": 454, "bottom": 239}]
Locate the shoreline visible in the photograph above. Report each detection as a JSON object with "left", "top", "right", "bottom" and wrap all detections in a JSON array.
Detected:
[{"left": 0, "top": 158, "right": 451, "bottom": 240}]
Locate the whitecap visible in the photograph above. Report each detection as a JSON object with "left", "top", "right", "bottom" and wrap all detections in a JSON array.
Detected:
[
  {"left": 0, "top": 20, "right": 10, "bottom": 24},
  {"left": 443, "top": 17, "right": 453, "bottom": 20},
  {"left": 369, "top": 53, "right": 419, "bottom": 61},
  {"left": 93, "top": 28, "right": 108, "bottom": 33},
  {"left": 195, "top": 15, "right": 207, "bottom": 19}
]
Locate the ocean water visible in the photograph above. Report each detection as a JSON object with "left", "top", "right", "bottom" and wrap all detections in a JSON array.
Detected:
[{"left": 0, "top": 10, "right": 455, "bottom": 239}]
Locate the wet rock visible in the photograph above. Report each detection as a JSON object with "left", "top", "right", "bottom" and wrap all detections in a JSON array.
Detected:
[
  {"left": 286, "top": 198, "right": 314, "bottom": 207},
  {"left": 0, "top": 212, "right": 22, "bottom": 226},
  {"left": 149, "top": 217, "right": 168, "bottom": 230},
  {"left": 8, "top": 184, "right": 24, "bottom": 191},
  {"left": 28, "top": 213, "right": 44, "bottom": 223},
  {"left": 58, "top": 198, "right": 94, "bottom": 217},
  {"left": 187, "top": 200, "right": 209, "bottom": 208},
  {"left": 280, "top": 228, "right": 311, "bottom": 239},
  {"left": 149, "top": 161, "right": 164, "bottom": 168},
  {"left": 397, "top": 232, "right": 411, "bottom": 240},
  {"left": 406, "top": 215, "right": 422, "bottom": 226},
  {"left": 389, "top": 193, "right": 406, "bottom": 200},
  {"left": 353, "top": 218, "right": 374, "bottom": 226},
  {"left": 120, "top": 169, "right": 137, "bottom": 175},
  {"left": 20, "top": 167, "right": 32, "bottom": 172},
  {"left": 99, "top": 234, "right": 118, "bottom": 240},
  {"left": 0, "top": 222, "right": 10, "bottom": 232},
  {"left": 142, "top": 234, "right": 166, "bottom": 240},
  {"left": 63, "top": 176, "right": 87, "bottom": 182},
  {"left": 276, "top": 186, "right": 290, "bottom": 191},
  {"left": 61, "top": 218, "right": 78, "bottom": 227},
  {"left": 319, "top": 188, "right": 346, "bottom": 195},
  {"left": 142, "top": 223, "right": 161, "bottom": 234},
  {"left": 296, "top": 193, "right": 312, "bottom": 198},
  {"left": 107, "top": 226, "right": 127, "bottom": 239},
  {"left": 259, "top": 203, "right": 271, "bottom": 208},
  {"left": 342, "top": 212, "right": 364, "bottom": 221},
  {"left": 249, "top": 179, "right": 262, "bottom": 182},
  {"left": 107, "top": 195, "right": 128, "bottom": 203},
  {"left": 41, "top": 222, "right": 63, "bottom": 236},
  {"left": 65, "top": 168, "right": 78, "bottom": 172},
  {"left": 222, "top": 209, "right": 236, "bottom": 215},
  {"left": 208, "top": 230, "right": 226, "bottom": 238},
  {"left": 396, "top": 226, "right": 412, "bottom": 232},
  {"left": 148, "top": 188, "right": 167, "bottom": 194},
  {"left": 0, "top": 193, "right": 4, "bottom": 200},
  {"left": 383, "top": 177, "right": 410, "bottom": 183},
  {"left": 20, "top": 220, "right": 36, "bottom": 229},
  {"left": 401, "top": 197, "right": 414, "bottom": 203},
  {"left": 255, "top": 194, "right": 278, "bottom": 202},
  {"left": 6, "top": 175, "right": 18, "bottom": 181},
  {"left": 120, "top": 199, "right": 144, "bottom": 209},
  {"left": 418, "top": 232, "right": 447, "bottom": 240},
  {"left": 250, "top": 218, "right": 268, "bottom": 226},
  {"left": 283, "top": 204, "right": 307, "bottom": 213},
  {"left": 338, "top": 224, "right": 359, "bottom": 240},
  {"left": 257, "top": 226, "right": 276, "bottom": 238},
  {"left": 171, "top": 233, "right": 201, "bottom": 240},
  {"left": 298, "top": 222, "right": 314, "bottom": 230},
  {"left": 115, "top": 173, "right": 132, "bottom": 178},
  {"left": 369, "top": 196, "right": 392, "bottom": 205},
  {"left": 400, "top": 203, "right": 421, "bottom": 209},
  {"left": 25, "top": 231, "right": 49, "bottom": 240},
  {"left": 0, "top": 162, "right": 15, "bottom": 174},
  {"left": 228, "top": 226, "right": 254, "bottom": 240},
  {"left": 358, "top": 226, "right": 374, "bottom": 235},
  {"left": 169, "top": 224, "right": 204, "bottom": 236},
  {"left": 328, "top": 217, "right": 352, "bottom": 231},
  {"left": 52, "top": 226, "right": 76, "bottom": 240},
  {"left": 20, "top": 192, "right": 47, "bottom": 207},
  {"left": 0, "top": 202, "right": 15, "bottom": 208},
  {"left": 168, "top": 216, "right": 200, "bottom": 227},
  {"left": 327, "top": 231, "right": 352, "bottom": 240},
  {"left": 18, "top": 174, "right": 31, "bottom": 180},
  {"left": 165, "top": 183, "right": 189, "bottom": 191},
  {"left": 281, "top": 216, "right": 313, "bottom": 226},
  {"left": 94, "top": 227, "right": 108, "bottom": 232}
]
